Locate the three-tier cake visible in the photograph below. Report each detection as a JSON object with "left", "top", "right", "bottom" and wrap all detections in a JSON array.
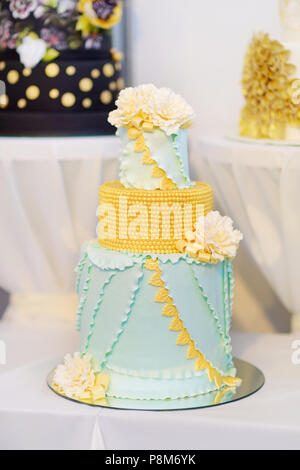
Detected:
[{"left": 52, "top": 84, "right": 243, "bottom": 403}]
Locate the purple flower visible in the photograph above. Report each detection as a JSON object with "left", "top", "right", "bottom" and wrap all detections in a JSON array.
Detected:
[
  {"left": 40, "top": 27, "right": 68, "bottom": 50},
  {"left": 92, "top": 0, "right": 117, "bottom": 21},
  {"left": 0, "top": 19, "right": 17, "bottom": 49},
  {"left": 9, "top": 0, "right": 38, "bottom": 20}
]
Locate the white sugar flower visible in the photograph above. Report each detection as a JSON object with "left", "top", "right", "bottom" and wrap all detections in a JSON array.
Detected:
[
  {"left": 151, "top": 87, "right": 195, "bottom": 135},
  {"left": 57, "top": 0, "right": 76, "bottom": 14},
  {"left": 108, "top": 84, "right": 156, "bottom": 127},
  {"left": 53, "top": 353, "right": 95, "bottom": 399},
  {"left": 195, "top": 211, "right": 243, "bottom": 262},
  {"left": 108, "top": 84, "right": 194, "bottom": 135},
  {"left": 17, "top": 35, "right": 47, "bottom": 68},
  {"left": 9, "top": 0, "right": 37, "bottom": 20}
]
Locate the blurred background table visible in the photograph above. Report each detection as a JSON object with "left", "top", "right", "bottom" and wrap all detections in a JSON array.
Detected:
[
  {"left": 0, "top": 136, "right": 119, "bottom": 324},
  {"left": 196, "top": 137, "right": 300, "bottom": 333}
]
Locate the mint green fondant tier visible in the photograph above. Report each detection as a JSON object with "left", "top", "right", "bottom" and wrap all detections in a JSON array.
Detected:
[
  {"left": 118, "top": 127, "right": 194, "bottom": 190},
  {"left": 76, "top": 241, "right": 236, "bottom": 400}
]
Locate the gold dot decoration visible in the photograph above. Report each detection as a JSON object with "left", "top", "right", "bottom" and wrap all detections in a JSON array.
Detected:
[
  {"left": 0, "top": 62, "right": 6, "bottom": 71},
  {"left": 82, "top": 98, "right": 92, "bottom": 109},
  {"left": 0, "top": 95, "right": 9, "bottom": 109},
  {"left": 103, "top": 63, "right": 115, "bottom": 78},
  {"left": 109, "top": 81, "right": 117, "bottom": 91},
  {"left": 115, "top": 63, "right": 122, "bottom": 71},
  {"left": 23, "top": 68, "right": 32, "bottom": 77},
  {"left": 7, "top": 70, "right": 19, "bottom": 85},
  {"left": 100, "top": 90, "right": 113, "bottom": 105},
  {"left": 45, "top": 63, "right": 60, "bottom": 78},
  {"left": 66, "top": 66, "right": 76, "bottom": 76},
  {"left": 61, "top": 92, "right": 76, "bottom": 108},
  {"left": 117, "top": 78, "right": 125, "bottom": 90},
  {"left": 110, "top": 49, "right": 124, "bottom": 62},
  {"left": 26, "top": 85, "right": 40, "bottom": 100},
  {"left": 49, "top": 88, "right": 60, "bottom": 99},
  {"left": 17, "top": 98, "right": 27, "bottom": 109},
  {"left": 79, "top": 78, "right": 93, "bottom": 92},
  {"left": 91, "top": 68, "right": 101, "bottom": 79}
]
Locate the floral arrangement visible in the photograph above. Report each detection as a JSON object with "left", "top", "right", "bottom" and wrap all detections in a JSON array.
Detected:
[
  {"left": 0, "top": 0, "right": 123, "bottom": 68},
  {"left": 177, "top": 211, "right": 243, "bottom": 264},
  {"left": 240, "top": 33, "right": 300, "bottom": 140},
  {"left": 52, "top": 352, "right": 110, "bottom": 403},
  {"left": 108, "top": 84, "right": 195, "bottom": 136}
]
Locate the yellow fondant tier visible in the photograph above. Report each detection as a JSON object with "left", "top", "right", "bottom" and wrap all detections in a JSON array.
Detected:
[{"left": 98, "top": 181, "right": 213, "bottom": 254}]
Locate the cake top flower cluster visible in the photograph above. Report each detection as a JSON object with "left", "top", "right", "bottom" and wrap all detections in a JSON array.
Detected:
[
  {"left": 108, "top": 84, "right": 195, "bottom": 136},
  {"left": 0, "top": 0, "right": 123, "bottom": 67},
  {"left": 177, "top": 211, "right": 243, "bottom": 263}
]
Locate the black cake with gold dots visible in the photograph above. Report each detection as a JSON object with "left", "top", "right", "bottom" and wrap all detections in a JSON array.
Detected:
[{"left": 0, "top": 0, "right": 124, "bottom": 136}]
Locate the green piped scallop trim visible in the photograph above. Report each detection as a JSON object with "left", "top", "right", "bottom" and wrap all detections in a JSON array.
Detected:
[
  {"left": 225, "top": 260, "right": 234, "bottom": 338},
  {"left": 99, "top": 265, "right": 144, "bottom": 371},
  {"left": 171, "top": 132, "right": 194, "bottom": 188},
  {"left": 189, "top": 264, "right": 235, "bottom": 374},
  {"left": 75, "top": 252, "right": 88, "bottom": 295},
  {"left": 84, "top": 241, "right": 216, "bottom": 270},
  {"left": 83, "top": 271, "right": 117, "bottom": 353},
  {"left": 76, "top": 262, "right": 93, "bottom": 332},
  {"left": 104, "top": 361, "right": 206, "bottom": 380}
]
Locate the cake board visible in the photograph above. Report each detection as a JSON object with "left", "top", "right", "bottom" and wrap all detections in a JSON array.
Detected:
[{"left": 47, "top": 358, "right": 265, "bottom": 411}]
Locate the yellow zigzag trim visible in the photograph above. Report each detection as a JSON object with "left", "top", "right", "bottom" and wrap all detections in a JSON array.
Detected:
[
  {"left": 144, "top": 258, "right": 242, "bottom": 390},
  {"left": 128, "top": 126, "right": 177, "bottom": 190}
]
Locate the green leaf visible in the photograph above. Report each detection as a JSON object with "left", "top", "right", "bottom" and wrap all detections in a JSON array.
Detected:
[
  {"left": 76, "top": 16, "right": 93, "bottom": 36},
  {"left": 42, "top": 48, "right": 60, "bottom": 62},
  {"left": 28, "top": 32, "right": 39, "bottom": 40},
  {"left": 47, "top": 0, "right": 58, "bottom": 7}
]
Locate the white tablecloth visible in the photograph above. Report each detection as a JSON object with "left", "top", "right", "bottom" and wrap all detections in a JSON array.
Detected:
[
  {"left": 196, "top": 137, "right": 300, "bottom": 332},
  {"left": 0, "top": 136, "right": 119, "bottom": 321},
  {"left": 0, "top": 321, "right": 299, "bottom": 450}
]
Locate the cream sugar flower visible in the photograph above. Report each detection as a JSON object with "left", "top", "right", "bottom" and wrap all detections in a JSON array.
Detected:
[
  {"left": 53, "top": 352, "right": 110, "bottom": 401},
  {"left": 108, "top": 84, "right": 195, "bottom": 135},
  {"left": 195, "top": 211, "right": 243, "bottom": 262}
]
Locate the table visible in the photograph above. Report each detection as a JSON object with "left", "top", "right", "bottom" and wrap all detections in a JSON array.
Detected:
[
  {"left": 0, "top": 136, "right": 119, "bottom": 322},
  {"left": 196, "top": 137, "right": 300, "bottom": 332},
  {"left": 0, "top": 321, "right": 299, "bottom": 450}
]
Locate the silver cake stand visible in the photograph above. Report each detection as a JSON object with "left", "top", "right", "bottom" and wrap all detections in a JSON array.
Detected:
[{"left": 47, "top": 358, "right": 264, "bottom": 411}]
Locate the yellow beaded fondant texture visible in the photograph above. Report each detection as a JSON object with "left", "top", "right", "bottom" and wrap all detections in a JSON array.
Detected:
[
  {"left": 98, "top": 181, "right": 214, "bottom": 253},
  {"left": 145, "top": 258, "right": 241, "bottom": 389}
]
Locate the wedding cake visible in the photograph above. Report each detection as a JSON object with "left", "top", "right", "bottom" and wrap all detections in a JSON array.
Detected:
[
  {"left": 0, "top": 0, "right": 124, "bottom": 136},
  {"left": 240, "top": 0, "right": 300, "bottom": 141},
  {"left": 52, "top": 85, "right": 243, "bottom": 403}
]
